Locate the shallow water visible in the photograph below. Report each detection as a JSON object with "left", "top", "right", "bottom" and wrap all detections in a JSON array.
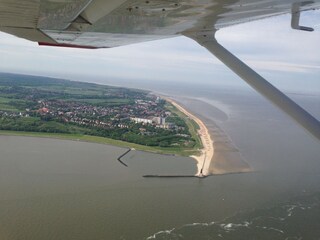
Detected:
[{"left": 1, "top": 84, "right": 320, "bottom": 239}]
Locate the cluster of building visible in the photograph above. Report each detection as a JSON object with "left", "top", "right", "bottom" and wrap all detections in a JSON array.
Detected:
[
  {"left": 0, "top": 88, "right": 185, "bottom": 135},
  {"left": 0, "top": 110, "right": 29, "bottom": 118},
  {"left": 26, "top": 97, "right": 178, "bottom": 131},
  {"left": 131, "top": 116, "right": 175, "bottom": 129}
]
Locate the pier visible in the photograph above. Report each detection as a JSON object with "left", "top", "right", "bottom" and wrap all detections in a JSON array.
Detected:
[
  {"left": 117, "top": 148, "right": 131, "bottom": 167},
  {"left": 143, "top": 175, "right": 208, "bottom": 179},
  {"left": 117, "top": 148, "right": 210, "bottom": 178}
]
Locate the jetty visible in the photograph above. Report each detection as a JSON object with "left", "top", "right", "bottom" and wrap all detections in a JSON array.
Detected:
[
  {"left": 143, "top": 175, "right": 208, "bottom": 179},
  {"left": 117, "top": 148, "right": 131, "bottom": 167}
]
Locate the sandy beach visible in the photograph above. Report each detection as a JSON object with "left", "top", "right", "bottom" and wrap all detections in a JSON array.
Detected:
[
  {"left": 165, "top": 98, "right": 214, "bottom": 176},
  {"left": 166, "top": 97, "right": 252, "bottom": 176}
]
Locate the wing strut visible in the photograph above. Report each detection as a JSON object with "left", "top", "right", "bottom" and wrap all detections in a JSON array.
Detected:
[
  {"left": 291, "top": 2, "right": 314, "bottom": 32},
  {"left": 186, "top": 32, "right": 320, "bottom": 141}
]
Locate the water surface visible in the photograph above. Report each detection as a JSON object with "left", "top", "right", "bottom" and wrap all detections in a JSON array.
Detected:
[{"left": 1, "top": 84, "right": 320, "bottom": 239}]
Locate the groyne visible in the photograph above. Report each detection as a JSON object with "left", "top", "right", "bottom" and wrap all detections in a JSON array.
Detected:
[
  {"left": 143, "top": 175, "right": 208, "bottom": 179},
  {"left": 117, "top": 148, "right": 131, "bottom": 167}
]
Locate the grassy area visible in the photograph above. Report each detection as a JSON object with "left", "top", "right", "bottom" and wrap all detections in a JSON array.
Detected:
[
  {"left": 68, "top": 98, "right": 131, "bottom": 106},
  {"left": 0, "top": 97, "right": 29, "bottom": 112},
  {"left": 0, "top": 97, "right": 19, "bottom": 111},
  {"left": 0, "top": 97, "right": 24, "bottom": 104},
  {"left": 165, "top": 102, "right": 203, "bottom": 152},
  {"left": 0, "top": 104, "right": 18, "bottom": 112},
  {"left": 0, "top": 73, "right": 202, "bottom": 157},
  {"left": 0, "top": 97, "right": 11, "bottom": 103},
  {"left": 0, "top": 130, "right": 200, "bottom": 156}
]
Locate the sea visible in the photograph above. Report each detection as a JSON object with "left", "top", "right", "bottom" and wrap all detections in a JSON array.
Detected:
[{"left": 0, "top": 75, "right": 319, "bottom": 239}]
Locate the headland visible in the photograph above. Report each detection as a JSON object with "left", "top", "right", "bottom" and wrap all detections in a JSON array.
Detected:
[
  {"left": 0, "top": 73, "right": 251, "bottom": 176},
  {"left": 165, "top": 98, "right": 213, "bottom": 176}
]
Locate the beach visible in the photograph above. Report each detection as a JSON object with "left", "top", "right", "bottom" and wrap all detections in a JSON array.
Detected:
[
  {"left": 165, "top": 98, "right": 214, "bottom": 176},
  {"left": 166, "top": 97, "right": 252, "bottom": 176}
]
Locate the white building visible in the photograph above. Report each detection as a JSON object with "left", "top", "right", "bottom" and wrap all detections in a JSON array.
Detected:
[
  {"left": 131, "top": 117, "right": 153, "bottom": 124},
  {"left": 152, "top": 117, "right": 166, "bottom": 125}
]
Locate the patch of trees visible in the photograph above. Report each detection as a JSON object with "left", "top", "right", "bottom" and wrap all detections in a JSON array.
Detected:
[{"left": 0, "top": 116, "right": 194, "bottom": 148}]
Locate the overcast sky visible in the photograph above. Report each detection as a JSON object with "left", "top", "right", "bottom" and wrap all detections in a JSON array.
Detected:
[{"left": 0, "top": 11, "right": 319, "bottom": 94}]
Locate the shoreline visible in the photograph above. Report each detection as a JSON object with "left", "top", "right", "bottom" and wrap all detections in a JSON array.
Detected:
[
  {"left": 0, "top": 96, "right": 250, "bottom": 176},
  {"left": 165, "top": 98, "right": 214, "bottom": 176},
  {"left": 168, "top": 96, "right": 253, "bottom": 175},
  {"left": 0, "top": 130, "right": 188, "bottom": 154}
]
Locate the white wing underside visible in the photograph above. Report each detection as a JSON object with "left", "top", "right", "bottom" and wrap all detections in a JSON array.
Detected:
[{"left": 0, "top": 0, "right": 319, "bottom": 48}]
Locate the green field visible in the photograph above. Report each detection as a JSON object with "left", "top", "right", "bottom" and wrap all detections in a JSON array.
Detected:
[
  {"left": 0, "top": 130, "right": 200, "bottom": 156},
  {"left": 68, "top": 98, "right": 132, "bottom": 106},
  {"left": 165, "top": 102, "right": 203, "bottom": 153},
  {"left": 0, "top": 97, "right": 25, "bottom": 112},
  {"left": 0, "top": 73, "right": 202, "bottom": 156}
]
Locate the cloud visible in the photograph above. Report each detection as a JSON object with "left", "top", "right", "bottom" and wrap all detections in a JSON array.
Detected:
[
  {"left": 246, "top": 60, "right": 320, "bottom": 73},
  {"left": 0, "top": 11, "right": 319, "bottom": 93}
]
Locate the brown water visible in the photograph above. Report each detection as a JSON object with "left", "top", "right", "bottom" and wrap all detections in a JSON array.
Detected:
[
  {"left": 0, "top": 133, "right": 319, "bottom": 240},
  {"left": 1, "top": 87, "right": 320, "bottom": 240}
]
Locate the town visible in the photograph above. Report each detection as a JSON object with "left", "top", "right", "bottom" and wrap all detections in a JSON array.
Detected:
[
  {"left": 0, "top": 75, "right": 196, "bottom": 148},
  {"left": 30, "top": 96, "right": 185, "bottom": 131}
]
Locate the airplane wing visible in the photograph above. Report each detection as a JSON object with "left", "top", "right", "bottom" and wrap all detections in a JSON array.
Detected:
[
  {"left": 1, "top": 0, "right": 319, "bottom": 139},
  {"left": 0, "top": 0, "right": 319, "bottom": 48}
]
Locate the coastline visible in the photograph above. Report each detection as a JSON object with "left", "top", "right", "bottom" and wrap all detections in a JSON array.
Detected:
[
  {"left": 169, "top": 97, "right": 254, "bottom": 175},
  {"left": 0, "top": 130, "right": 184, "bottom": 156},
  {"left": 0, "top": 96, "right": 251, "bottom": 176},
  {"left": 165, "top": 96, "right": 252, "bottom": 176},
  {"left": 165, "top": 98, "right": 214, "bottom": 176}
]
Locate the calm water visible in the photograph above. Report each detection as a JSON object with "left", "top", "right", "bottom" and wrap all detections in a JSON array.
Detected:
[{"left": 1, "top": 82, "right": 320, "bottom": 239}]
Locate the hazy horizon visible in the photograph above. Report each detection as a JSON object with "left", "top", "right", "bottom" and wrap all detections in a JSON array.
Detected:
[{"left": 1, "top": 11, "right": 320, "bottom": 95}]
